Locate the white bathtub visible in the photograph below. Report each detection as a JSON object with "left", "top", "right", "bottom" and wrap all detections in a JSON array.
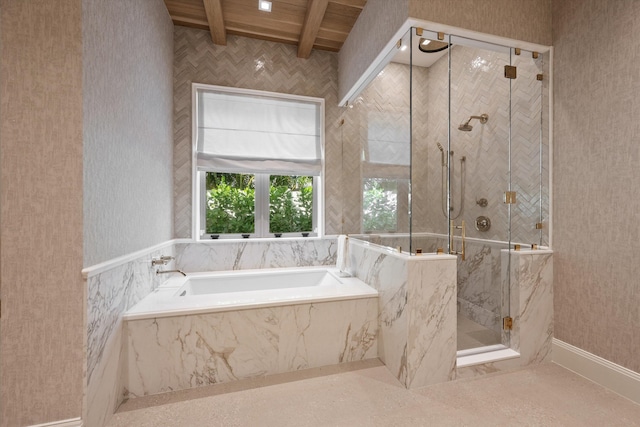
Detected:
[{"left": 124, "top": 267, "right": 377, "bottom": 320}]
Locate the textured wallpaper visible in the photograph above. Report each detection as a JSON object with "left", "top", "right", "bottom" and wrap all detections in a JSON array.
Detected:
[
  {"left": 83, "top": 0, "right": 174, "bottom": 266},
  {"left": 173, "top": 28, "right": 343, "bottom": 238},
  {"left": 553, "top": 0, "right": 640, "bottom": 373},
  {"left": 0, "top": 1, "right": 84, "bottom": 425},
  {"left": 338, "top": 0, "right": 410, "bottom": 103},
  {"left": 339, "top": 0, "right": 552, "bottom": 104},
  {"left": 409, "top": 0, "right": 552, "bottom": 46}
]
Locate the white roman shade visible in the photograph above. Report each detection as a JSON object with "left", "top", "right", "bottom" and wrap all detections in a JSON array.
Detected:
[{"left": 196, "top": 89, "right": 322, "bottom": 176}]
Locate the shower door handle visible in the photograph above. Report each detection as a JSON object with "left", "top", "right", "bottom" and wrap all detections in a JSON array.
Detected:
[{"left": 450, "top": 220, "right": 466, "bottom": 261}]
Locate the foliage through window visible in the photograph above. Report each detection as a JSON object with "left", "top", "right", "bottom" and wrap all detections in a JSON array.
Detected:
[{"left": 363, "top": 178, "right": 399, "bottom": 232}]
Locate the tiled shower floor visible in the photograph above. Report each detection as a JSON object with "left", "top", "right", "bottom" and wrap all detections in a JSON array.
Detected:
[{"left": 457, "top": 313, "right": 501, "bottom": 350}]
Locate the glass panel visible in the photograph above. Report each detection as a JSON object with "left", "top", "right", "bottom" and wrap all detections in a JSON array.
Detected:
[
  {"left": 205, "top": 172, "right": 255, "bottom": 235},
  {"left": 269, "top": 175, "right": 314, "bottom": 234},
  {"left": 510, "top": 50, "right": 545, "bottom": 246},
  {"left": 410, "top": 29, "right": 451, "bottom": 255},
  {"left": 339, "top": 28, "right": 412, "bottom": 250},
  {"left": 448, "top": 36, "right": 512, "bottom": 351}
]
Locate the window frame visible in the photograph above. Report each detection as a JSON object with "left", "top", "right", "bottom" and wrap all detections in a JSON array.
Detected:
[{"left": 192, "top": 83, "right": 325, "bottom": 240}]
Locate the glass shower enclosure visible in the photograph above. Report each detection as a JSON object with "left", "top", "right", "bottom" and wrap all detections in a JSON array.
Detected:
[{"left": 340, "top": 27, "right": 549, "bottom": 354}]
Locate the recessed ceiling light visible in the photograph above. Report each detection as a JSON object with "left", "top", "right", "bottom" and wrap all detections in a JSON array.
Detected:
[{"left": 259, "top": 0, "right": 272, "bottom": 12}]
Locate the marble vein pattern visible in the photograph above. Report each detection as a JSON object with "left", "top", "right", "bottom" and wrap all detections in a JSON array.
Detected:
[
  {"left": 85, "top": 246, "right": 175, "bottom": 426},
  {"left": 123, "top": 298, "right": 378, "bottom": 397},
  {"left": 86, "top": 246, "right": 175, "bottom": 385},
  {"left": 406, "top": 259, "right": 457, "bottom": 388},
  {"left": 347, "top": 242, "right": 409, "bottom": 383},
  {"left": 348, "top": 239, "right": 457, "bottom": 388},
  {"left": 512, "top": 251, "right": 553, "bottom": 364},
  {"left": 175, "top": 238, "right": 336, "bottom": 273}
]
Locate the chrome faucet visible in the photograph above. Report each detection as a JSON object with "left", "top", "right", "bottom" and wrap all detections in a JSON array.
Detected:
[{"left": 156, "top": 269, "right": 187, "bottom": 277}]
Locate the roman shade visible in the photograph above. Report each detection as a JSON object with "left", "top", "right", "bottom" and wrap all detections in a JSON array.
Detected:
[{"left": 196, "top": 89, "right": 322, "bottom": 176}]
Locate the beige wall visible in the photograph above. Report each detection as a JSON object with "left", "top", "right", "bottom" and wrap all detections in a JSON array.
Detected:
[
  {"left": 0, "top": 1, "right": 85, "bottom": 425},
  {"left": 553, "top": 0, "right": 640, "bottom": 373},
  {"left": 173, "top": 28, "right": 343, "bottom": 238},
  {"left": 83, "top": 0, "right": 174, "bottom": 267},
  {"left": 409, "top": 0, "right": 552, "bottom": 46}
]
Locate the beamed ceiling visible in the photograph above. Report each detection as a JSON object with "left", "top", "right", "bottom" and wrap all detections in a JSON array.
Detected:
[{"left": 164, "top": 0, "right": 368, "bottom": 58}]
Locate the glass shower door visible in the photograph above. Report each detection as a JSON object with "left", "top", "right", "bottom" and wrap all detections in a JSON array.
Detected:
[{"left": 448, "top": 36, "right": 512, "bottom": 352}]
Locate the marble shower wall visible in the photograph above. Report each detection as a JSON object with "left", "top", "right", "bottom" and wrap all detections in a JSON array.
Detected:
[
  {"left": 85, "top": 243, "right": 176, "bottom": 427},
  {"left": 123, "top": 298, "right": 379, "bottom": 397},
  {"left": 348, "top": 239, "right": 457, "bottom": 388},
  {"left": 175, "top": 238, "right": 337, "bottom": 272}
]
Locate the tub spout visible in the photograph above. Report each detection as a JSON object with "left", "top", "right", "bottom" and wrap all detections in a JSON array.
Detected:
[{"left": 156, "top": 269, "right": 187, "bottom": 277}]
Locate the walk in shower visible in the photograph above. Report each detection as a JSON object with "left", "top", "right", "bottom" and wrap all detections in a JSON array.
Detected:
[{"left": 340, "top": 27, "right": 550, "bottom": 355}]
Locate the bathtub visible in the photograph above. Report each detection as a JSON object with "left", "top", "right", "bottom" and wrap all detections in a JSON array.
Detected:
[
  {"left": 122, "top": 266, "right": 379, "bottom": 397},
  {"left": 124, "top": 266, "right": 378, "bottom": 320}
]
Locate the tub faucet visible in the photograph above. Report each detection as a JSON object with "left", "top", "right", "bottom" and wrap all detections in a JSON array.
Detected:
[{"left": 156, "top": 269, "right": 187, "bottom": 277}]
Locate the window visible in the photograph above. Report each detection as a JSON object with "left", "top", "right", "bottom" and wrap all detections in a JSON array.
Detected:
[{"left": 193, "top": 84, "right": 323, "bottom": 238}]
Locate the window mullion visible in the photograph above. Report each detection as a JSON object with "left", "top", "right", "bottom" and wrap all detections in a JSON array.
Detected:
[{"left": 255, "top": 174, "right": 270, "bottom": 237}]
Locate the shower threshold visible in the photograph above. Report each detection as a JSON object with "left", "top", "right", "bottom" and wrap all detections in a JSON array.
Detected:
[{"left": 456, "top": 344, "right": 520, "bottom": 368}]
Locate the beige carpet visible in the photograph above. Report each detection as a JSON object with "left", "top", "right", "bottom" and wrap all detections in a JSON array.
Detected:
[{"left": 108, "top": 360, "right": 640, "bottom": 426}]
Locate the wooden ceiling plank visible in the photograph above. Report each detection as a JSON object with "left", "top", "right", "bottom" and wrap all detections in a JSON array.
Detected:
[
  {"left": 203, "top": 0, "right": 227, "bottom": 45},
  {"left": 298, "top": 0, "right": 330, "bottom": 58},
  {"left": 172, "top": 15, "right": 210, "bottom": 27},
  {"left": 329, "top": 0, "right": 366, "bottom": 9}
]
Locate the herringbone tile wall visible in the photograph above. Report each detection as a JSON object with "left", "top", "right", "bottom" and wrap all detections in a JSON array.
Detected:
[
  {"left": 173, "top": 27, "right": 343, "bottom": 237},
  {"left": 422, "top": 45, "right": 548, "bottom": 244}
]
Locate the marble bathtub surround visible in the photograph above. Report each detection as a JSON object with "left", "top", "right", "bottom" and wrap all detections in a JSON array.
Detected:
[
  {"left": 348, "top": 238, "right": 458, "bottom": 388},
  {"left": 123, "top": 298, "right": 379, "bottom": 397}
]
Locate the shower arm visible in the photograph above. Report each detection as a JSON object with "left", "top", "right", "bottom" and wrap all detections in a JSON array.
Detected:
[{"left": 462, "top": 114, "right": 489, "bottom": 126}]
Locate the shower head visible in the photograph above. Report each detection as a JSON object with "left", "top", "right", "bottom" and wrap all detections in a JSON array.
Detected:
[
  {"left": 458, "top": 114, "right": 489, "bottom": 132},
  {"left": 436, "top": 142, "right": 444, "bottom": 152}
]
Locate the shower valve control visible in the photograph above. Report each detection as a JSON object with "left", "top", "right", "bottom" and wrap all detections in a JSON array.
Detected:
[{"left": 475, "top": 216, "right": 491, "bottom": 232}]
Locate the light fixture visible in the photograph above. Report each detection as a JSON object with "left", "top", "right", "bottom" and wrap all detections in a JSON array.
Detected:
[
  {"left": 258, "top": 0, "right": 272, "bottom": 12},
  {"left": 418, "top": 38, "right": 449, "bottom": 53}
]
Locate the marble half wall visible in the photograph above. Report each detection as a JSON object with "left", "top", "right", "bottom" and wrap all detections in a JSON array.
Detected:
[
  {"left": 123, "top": 298, "right": 378, "bottom": 397},
  {"left": 175, "top": 237, "right": 337, "bottom": 272},
  {"left": 84, "top": 241, "right": 176, "bottom": 427},
  {"left": 348, "top": 238, "right": 457, "bottom": 388}
]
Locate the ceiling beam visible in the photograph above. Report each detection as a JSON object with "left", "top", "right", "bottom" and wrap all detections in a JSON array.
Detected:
[
  {"left": 297, "top": 0, "right": 329, "bottom": 58},
  {"left": 202, "top": 0, "right": 226, "bottom": 45}
]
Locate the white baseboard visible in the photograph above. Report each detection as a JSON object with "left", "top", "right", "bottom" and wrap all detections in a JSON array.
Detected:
[
  {"left": 28, "top": 418, "right": 82, "bottom": 427},
  {"left": 553, "top": 338, "right": 640, "bottom": 405}
]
